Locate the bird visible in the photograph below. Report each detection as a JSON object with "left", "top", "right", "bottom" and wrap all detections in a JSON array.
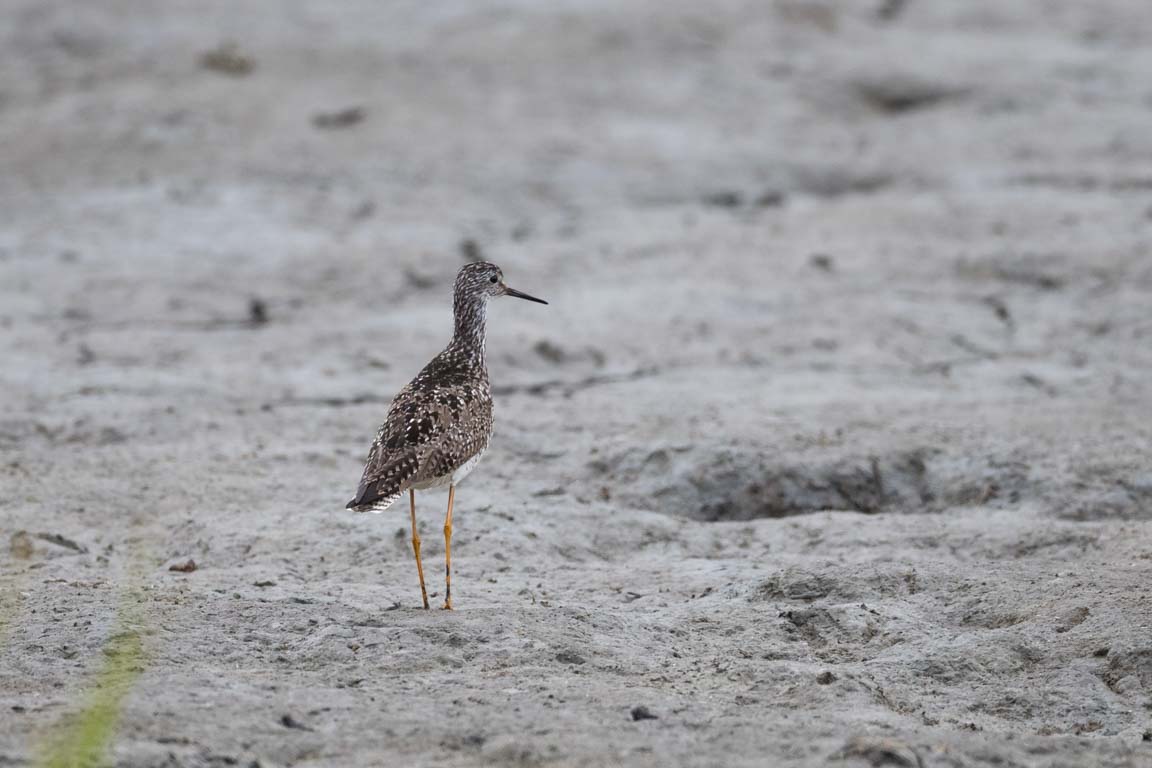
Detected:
[{"left": 346, "top": 261, "right": 548, "bottom": 610}]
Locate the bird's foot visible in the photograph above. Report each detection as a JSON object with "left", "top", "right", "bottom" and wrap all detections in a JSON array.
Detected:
[{"left": 442, "top": 599, "right": 453, "bottom": 611}]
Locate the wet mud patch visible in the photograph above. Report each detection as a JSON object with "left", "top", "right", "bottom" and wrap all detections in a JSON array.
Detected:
[
  {"left": 779, "top": 604, "right": 893, "bottom": 663},
  {"left": 591, "top": 445, "right": 1032, "bottom": 521},
  {"left": 749, "top": 565, "right": 923, "bottom": 663},
  {"left": 1054, "top": 473, "right": 1152, "bottom": 521},
  {"left": 1097, "top": 646, "right": 1152, "bottom": 696},
  {"left": 753, "top": 564, "right": 921, "bottom": 603}
]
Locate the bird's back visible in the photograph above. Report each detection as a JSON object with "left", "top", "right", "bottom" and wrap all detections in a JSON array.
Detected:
[{"left": 347, "top": 349, "right": 492, "bottom": 512}]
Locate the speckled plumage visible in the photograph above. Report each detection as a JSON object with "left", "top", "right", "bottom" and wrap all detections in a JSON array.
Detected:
[{"left": 346, "top": 262, "right": 544, "bottom": 513}]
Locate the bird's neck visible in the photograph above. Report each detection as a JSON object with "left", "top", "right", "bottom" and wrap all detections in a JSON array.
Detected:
[{"left": 451, "top": 293, "right": 488, "bottom": 366}]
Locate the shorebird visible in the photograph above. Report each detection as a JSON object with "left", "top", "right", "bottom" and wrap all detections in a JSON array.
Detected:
[{"left": 346, "top": 262, "right": 547, "bottom": 609}]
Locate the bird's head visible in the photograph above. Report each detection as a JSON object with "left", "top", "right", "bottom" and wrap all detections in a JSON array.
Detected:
[{"left": 455, "top": 261, "right": 548, "bottom": 305}]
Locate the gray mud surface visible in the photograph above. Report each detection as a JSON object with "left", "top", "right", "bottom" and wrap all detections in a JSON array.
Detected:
[{"left": 2, "top": 2, "right": 1152, "bottom": 766}]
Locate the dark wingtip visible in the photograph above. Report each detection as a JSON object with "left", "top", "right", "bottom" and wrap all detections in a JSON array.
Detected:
[{"left": 345, "top": 499, "right": 358, "bottom": 509}]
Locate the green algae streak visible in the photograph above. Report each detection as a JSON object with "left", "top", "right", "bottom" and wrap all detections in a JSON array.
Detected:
[
  {"left": 0, "top": 578, "right": 24, "bottom": 642},
  {"left": 39, "top": 595, "right": 147, "bottom": 768}
]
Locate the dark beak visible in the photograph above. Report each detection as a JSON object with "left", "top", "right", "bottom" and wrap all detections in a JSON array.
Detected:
[{"left": 503, "top": 285, "right": 548, "bottom": 305}]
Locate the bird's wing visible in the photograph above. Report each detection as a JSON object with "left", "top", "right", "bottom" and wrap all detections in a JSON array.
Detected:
[
  {"left": 346, "top": 452, "right": 419, "bottom": 511},
  {"left": 347, "top": 382, "right": 431, "bottom": 509},
  {"left": 347, "top": 372, "right": 490, "bottom": 509}
]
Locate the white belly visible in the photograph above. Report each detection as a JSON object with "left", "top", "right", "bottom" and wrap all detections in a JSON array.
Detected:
[{"left": 410, "top": 448, "right": 487, "bottom": 491}]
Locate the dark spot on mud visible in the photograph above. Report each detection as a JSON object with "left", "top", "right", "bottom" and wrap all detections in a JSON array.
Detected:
[
  {"left": 459, "top": 239, "right": 484, "bottom": 262},
  {"left": 312, "top": 106, "right": 366, "bottom": 129},
  {"left": 279, "top": 714, "right": 313, "bottom": 731},
  {"left": 981, "top": 296, "right": 1013, "bottom": 329},
  {"left": 555, "top": 650, "right": 586, "bottom": 665},
  {"left": 404, "top": 268, "right": 439, "bottom": 290},
  {"left": 248, "top": 297, "right": 268, "bottom": 326},
  {"left": 816, "top": 671, "right": 837, "bottom": 684},
  {"left": 53, "top": 30, "right": 105, "bottom": 59},
  {"left": 534, "top": 340, "right": 566, "bottom": 364},
  {"left": 1020, "top": 373, "right": 1058, "bottom": 398},
  {"left": 809, "top": 253, "right": 835, "bottom": 272},
  {"left": 199, "top": 43, "right": 255, "bottom": 77},
  {"left": 443, "top": 733, "right": 487, "bottom": 751},
  {"left": 532, "top": 487, "right": 565, "bottom": 497},
  {"left": 630, "top": 706, "right": 658, "bottom": 721},
  {"left": 34, "top": 532, "right": 87, "bottom": 553},
  {"left": 532, "top": 340, "right": 606, "bottom": 368},
  {"left": 755, "top": 190, "right": 787, "bottom": 208},
  {"left": 795, "top": 168, "right": 892, "bottom": 198},
  {"left": 956, "top": 256, "right": 1066, "bottom": 291},
  {"left": 876, "top": 0, "right": 908, "bottom": 21},
  {"left": 854, "top": 76, "right": 966, "bottom": 114},
  {"left": 350, "top": 200, "right": 375, "bottom": 221},
  {"left": 702, "top": 191, "right": 743, "bottom": 208}
]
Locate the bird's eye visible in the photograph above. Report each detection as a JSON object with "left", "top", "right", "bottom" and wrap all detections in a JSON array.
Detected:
[{"left": 489, "top": 276, "right": 498, "bottom": 284}]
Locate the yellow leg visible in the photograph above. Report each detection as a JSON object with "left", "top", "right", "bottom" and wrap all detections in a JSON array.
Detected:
[
  {"left": 410, "top": 489, "right": 429, "bottom": 609},
  {"left": 443, "top": 484, "right": 455, "bottom": 610}
]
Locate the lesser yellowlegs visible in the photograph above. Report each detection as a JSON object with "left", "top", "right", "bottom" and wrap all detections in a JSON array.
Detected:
[{"left": 346, "top": 262, "right": 547, "bottom": 609}]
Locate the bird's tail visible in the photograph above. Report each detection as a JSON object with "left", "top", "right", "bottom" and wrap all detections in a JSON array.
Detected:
[{"left": 346, "top": 493, "right": 401, "bottom": 514}]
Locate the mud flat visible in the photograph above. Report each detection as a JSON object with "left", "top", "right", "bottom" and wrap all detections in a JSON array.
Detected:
[{"left": 2, "top": 2, "right": 1151, "bottom": 766}]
